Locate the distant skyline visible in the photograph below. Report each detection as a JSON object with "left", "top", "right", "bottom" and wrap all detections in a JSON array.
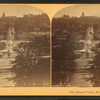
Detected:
[
  {"left": 54, "top": 4, "right": 100, "bottom": 18},
  {"left": 0, "top": 5, "right": 44, "bottom": 17}
]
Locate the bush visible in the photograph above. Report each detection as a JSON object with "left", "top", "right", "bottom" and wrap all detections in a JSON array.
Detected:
[
  {"left": 10, "top": 36, "right": 50, "bottom": 87},
  {"left": 0, "top": 42, "right": 6, "bottom": 50},
  {"left": 89, "top": 43, "right": 100, "bottom": 87},
  {"left": 52, "top": 34, "right": 77, "bottom": 86}
]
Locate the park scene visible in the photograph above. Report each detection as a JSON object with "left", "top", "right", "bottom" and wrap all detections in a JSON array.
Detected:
[
  {"left": 52, "top": 4, "right": 100, "bottom": 87},
  {"left": 0, "top": 5, "right": 50, "bottom": 87}
]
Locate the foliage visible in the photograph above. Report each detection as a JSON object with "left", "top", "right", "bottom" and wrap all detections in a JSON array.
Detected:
[
  {"left": 52, "top": 34, "right": 78, "bottom": 86},
  {"left": 10, "top": 36, "right": 49, "bottom": 87},
  {"left": 0, "top": 42, "right": 6, "bottom": 50},
  {"left": 0, "top": 13, "right": 50, "bottom": 37},
  {"left": 89, "top": 43, "right": 100, "bottom": 87},
  {"left": 52, "top": 16, "right": 100, "bottom": 39}
]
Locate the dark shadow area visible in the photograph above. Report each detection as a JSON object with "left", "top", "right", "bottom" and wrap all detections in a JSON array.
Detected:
[
  {"left": 0, "top": 96, "right": 100, "bottom": 100},
  {"left": 0, "top": 0, "right": 99, "bottom": 3}
]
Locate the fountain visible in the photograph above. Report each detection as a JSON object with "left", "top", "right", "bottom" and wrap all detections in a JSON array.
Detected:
[
  {"left": 84, "top": 25, "right": 94, "bottom": 58},
  {"left": 0, "top": 26, "right": 15, "bottom": 57},
  {"left": 6, "top": 26, "right": 15, "bottom": 57},
  {"left": 75, "top": 25, "right": 94, "bottom": 58}
]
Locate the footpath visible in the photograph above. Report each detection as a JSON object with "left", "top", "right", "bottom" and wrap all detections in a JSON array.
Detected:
[{"left": 69, "top": 54, "right": 94, "bottom": 87}]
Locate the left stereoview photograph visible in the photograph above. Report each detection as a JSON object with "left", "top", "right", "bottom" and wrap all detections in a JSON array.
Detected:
[{"left": 0, "top": 5, "right": 50, "bottom": 87}]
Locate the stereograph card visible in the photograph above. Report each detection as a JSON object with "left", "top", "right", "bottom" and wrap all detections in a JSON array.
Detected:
[{"left": 0, "top": 4, "right": 100, "bottom": 96}]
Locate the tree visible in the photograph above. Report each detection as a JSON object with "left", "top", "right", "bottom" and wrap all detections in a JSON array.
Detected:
[
  {"left": 10, "top": 36, "right": 50, "bottom": 87},
  {"left": 52, "top": 34, "right": 78, "bottom": 86},
  {"left": 89, "top": 43, "right": 100, "bottom": 87},
  {"left": 52, "top": 16, "right": 100, "bottom": 40}
]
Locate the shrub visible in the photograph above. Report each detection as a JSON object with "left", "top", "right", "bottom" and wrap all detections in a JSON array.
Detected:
[
  {"left": 52, "top": 34, "right": 77, "bottom": 86},
  {"left": 89, "top": 43, "right": 100, "bottom": 87},
  {"left": 0, "top": 42, "right": 6, "bottom": 50},
  {"left": 10, "top": 36, "right": 50, "bottom": 87}
]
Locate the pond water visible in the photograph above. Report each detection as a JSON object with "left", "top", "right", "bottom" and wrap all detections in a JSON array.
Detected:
[
  {"left": 0, "top": 69, "right": 15, "bottom": 87},
  {"left": 0, "top": 53, "right": 50, "bottom": 87},
  {"left": 0, "top": 54, "right": 15, "bottom": 87}
]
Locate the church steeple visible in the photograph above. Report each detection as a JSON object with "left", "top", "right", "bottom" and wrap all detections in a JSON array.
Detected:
[
  {"left": 2, "top": 12, "right": 6, "bottom": 18},
  {"left": 82, "top": 11, "right": 85, "bottom": 17}
]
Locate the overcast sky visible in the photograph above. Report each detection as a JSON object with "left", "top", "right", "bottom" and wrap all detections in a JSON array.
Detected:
[
  {"left": 54, "top": 4, "right": 100, "bottom": 18},
  {"left": 0, "top": 5, "right": 44, "bottom": 17}
]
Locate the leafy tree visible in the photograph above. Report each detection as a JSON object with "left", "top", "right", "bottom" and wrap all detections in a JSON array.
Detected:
[
  {"left": 0, "top": 42, "right": 6, "bottom": 50},
  {"left": 52, "top": 34, "right": 78, "bottom": 86},
  {"left": 89, "top": 43, "right": 100, "bottom": 87},
  {"left": 10, "top": 36, "right": 50, "bottom": 87},
  {"left": 52, "top": 16, "right": 100, "bottom": 40}
]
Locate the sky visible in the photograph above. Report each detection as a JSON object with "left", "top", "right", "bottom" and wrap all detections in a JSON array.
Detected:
[
  {"left": 54, "top": 4, "right": 100, "bottom": 18},
  {"left": 0, "top": 5, "right": 44, "bottom": 17}
]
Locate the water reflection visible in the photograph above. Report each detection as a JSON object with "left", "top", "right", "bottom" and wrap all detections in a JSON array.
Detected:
[
  {"left": 0, "top": 69, "right": 15, "bottom": 87},
  {"left": 0, "top": 57, "right": 50, "bottom": 87}
]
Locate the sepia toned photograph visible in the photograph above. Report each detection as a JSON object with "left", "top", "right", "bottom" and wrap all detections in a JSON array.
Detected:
[
  {"left": 52, "top": 4, "right": 100, "bottom": 87},
  {"left": 0, "top": 5, "right": 50, "bottom": 87}
]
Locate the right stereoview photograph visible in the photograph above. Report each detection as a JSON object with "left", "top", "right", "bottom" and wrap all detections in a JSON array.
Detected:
[{"left": 52, "top": 4, "right": 100, "bottom": 87}]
